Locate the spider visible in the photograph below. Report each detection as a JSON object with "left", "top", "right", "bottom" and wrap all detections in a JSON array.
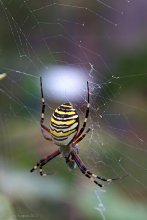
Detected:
[{"left": 30, "top": 77, "right": 125, "bottom": 187}]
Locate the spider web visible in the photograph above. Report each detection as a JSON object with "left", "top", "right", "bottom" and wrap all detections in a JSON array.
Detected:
[{"left": 0, "top": 0, "right": 147, "bottom": 220}]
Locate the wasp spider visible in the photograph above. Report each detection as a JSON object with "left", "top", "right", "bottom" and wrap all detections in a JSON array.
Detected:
[{"left": 30, "top": 77, "right": 126, "bottom": 187}]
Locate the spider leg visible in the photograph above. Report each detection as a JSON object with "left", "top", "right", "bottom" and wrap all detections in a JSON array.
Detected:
[
  {"left": 30, "top": 149, "right": 61, "bottom": 176},
  {"left": 74, "top": 81, "right": 90, "bottom": 141},
  {"left": 71, "top": 150, "right": 126, "bottom": 187},
  {"left": 40, "top": 76, "right": 52, "bottom": 141},
  {"left": 74, "top": 127, "right": 92, "bottom": 145},
  {"left": 41, "top": 124, "right": 52, "bottom": 141}
]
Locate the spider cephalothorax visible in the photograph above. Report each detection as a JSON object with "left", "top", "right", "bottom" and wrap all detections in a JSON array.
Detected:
[{"left": 30, "top": 77, "right": 126, "bottom": 187}]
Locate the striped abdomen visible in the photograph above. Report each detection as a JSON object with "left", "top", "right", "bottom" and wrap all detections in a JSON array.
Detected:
[{"left": 50, "top": 103, "right": 79, "bottom": 146}]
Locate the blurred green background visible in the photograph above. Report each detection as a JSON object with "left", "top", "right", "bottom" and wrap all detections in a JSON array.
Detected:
[{"left": 0, "top": 1, "right": 147, "bottom": 220}]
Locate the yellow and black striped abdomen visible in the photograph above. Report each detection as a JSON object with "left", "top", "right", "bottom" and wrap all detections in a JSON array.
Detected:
[{"left": 50, "top": 103, "right": 79, "bottom": 146}]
